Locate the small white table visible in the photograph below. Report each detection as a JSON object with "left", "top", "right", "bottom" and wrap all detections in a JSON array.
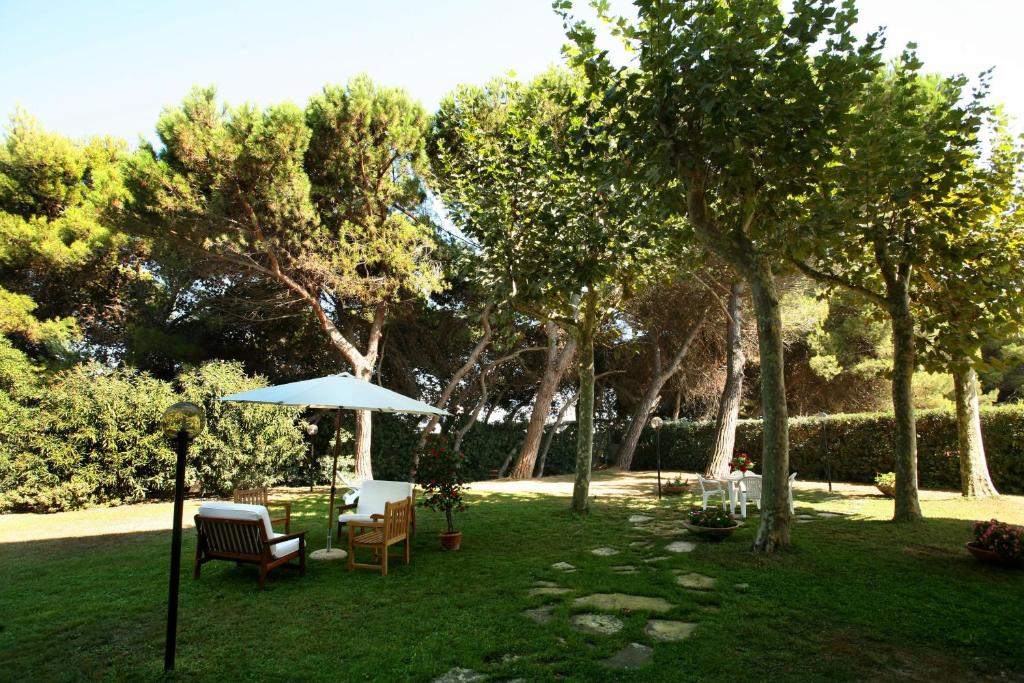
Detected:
[{"left": 715, "top": 473, "right": 747, "bottom": 515}]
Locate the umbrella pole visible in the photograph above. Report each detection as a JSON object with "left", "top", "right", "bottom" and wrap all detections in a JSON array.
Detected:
[{"left": 326, "top": 408, "right": 342, "bottom": 552}]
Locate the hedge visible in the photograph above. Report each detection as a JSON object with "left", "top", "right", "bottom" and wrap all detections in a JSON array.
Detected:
[{"left": 630, "top": 405, "right": 1024, "bottom": 494}]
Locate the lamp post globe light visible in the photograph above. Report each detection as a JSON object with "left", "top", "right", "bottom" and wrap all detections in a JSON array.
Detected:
[
  {"left": 160, "top": 401, "right": 204, "bottom": 672},
  {"left": 650, "top": 416, "right": 664, "bottom": 499},
  {"left": 306, "top": 423, "right": 319, "bottom": 492}
]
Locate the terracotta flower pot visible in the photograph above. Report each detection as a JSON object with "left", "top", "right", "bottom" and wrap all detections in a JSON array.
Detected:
[
  {"left": 875, "top": 484, "right": 895, "bottom": 498},
  {"left": 662, "top": 484, "right": 688, "bottom": 496},
  {"left": 966, "top": 542, "right": 1024, "bottom": 569},
  {"left": 682, "top": 521, "right": 740, "bottom": 542},
  {"left": 440, "top": 531, "right": 463, "bottom": 551}
]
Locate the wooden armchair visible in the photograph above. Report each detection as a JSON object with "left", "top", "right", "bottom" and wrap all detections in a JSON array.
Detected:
[
  {"left": 233, "top": 487, "right": 291, "bottom": 533},
  {"left": 347, "top": 496, "right": 412, "bottom": 577},
  {"left": 336, "top": 480, "right": 415, "bottom": 540},
  {"left": 194, "top": 502, "right": 306, "bottom": 591}
]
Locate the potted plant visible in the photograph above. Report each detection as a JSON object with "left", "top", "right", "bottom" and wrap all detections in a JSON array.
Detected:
[
  {"left": 415, "top": 441, "right": 468, "bottom": 551},
  {"left": 874, "top": 472, "right": 896, "bottom": 498},
  {"left": 966, "top": 519, "right": 1024, "bottom": 569},
  {"left": 682, "top": 506, "right": 740, "bottom": 541},
  {"left": 663, "top": 476, "right": 689, "bottom": 496},
  {"left": 729, "top": 452, "right": 755, "bottom": 474}
]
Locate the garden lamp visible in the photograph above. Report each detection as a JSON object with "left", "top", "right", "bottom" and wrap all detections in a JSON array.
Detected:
[
  {"left": 160, "top": 402, "right": 204, "bottom": 671},
  {"left": 651, "top": 416, "right": 664, "bottom": 499}
]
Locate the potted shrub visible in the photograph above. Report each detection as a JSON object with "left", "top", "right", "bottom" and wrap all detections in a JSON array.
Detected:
[
  {"left": 682, "top": 506, "right": 740, "bottom": 541},
  {"left": 415, "top": 441, "right": 468, "bottom": 551},
  {"left": 874, "top": 472, "right": 896, "bottom": 498},
  {"left": 967, "top": 519, "right": 1024, "bottom": 569},
  {"left": 729, "top": 452, "right": 755, "bottom": 474},
  {"left": 662, "top": 476, "right": 689, "bottom": 496}
]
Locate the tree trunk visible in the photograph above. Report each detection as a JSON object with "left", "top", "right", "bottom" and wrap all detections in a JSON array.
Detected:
[
  {"left": 747, "top": 264, "right": 791, "bottom": 552},
  {"left": 617, "top": 307, "right": 707, "bottom": 470},
  {"left": 888, "top": 292, "right": 922, "bottom": 522},
  {"left": 353, "top": 364, "right": 374, "bottom": 481},
  {"left": 705, "top": 281, "right": 745, "bottom": 478},
  {"left": 672, "top": 387, "right": 682, "bottom": 420},
  {"left": 953, "top": 363, "right": 998, "bottom": 498},
  {"left": 510, "top": 323, "right": 577, "bottom": 479},
  {"left": 571, "top": 294, "right": 598, "bottom": 514}
]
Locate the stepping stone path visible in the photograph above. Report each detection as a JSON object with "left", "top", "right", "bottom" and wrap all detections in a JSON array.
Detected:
[
  {"left": 573, "top": 593, "right": 673, "bottom": 613},
  {"left": 590, "top": 547, "right": 620, "bottom": 557},
  {"left": 665, "top": 540, "right": 697, "bottom": 553},
  {"left": 603, "top": 643, "right": 653, "bottom": 669},
  {"left": 610, "top": 565, "right": 639, "bottom": 575},
  {"left": 551, "top": 561, "right": 576, "bottom": 573},
  {"left": 628, "top": 514, "right": 653, "bottom": 523},
  {"left": 521, "top": 605, "right": 554, "bottom": 624},
  {"left": 641, "top": 556, "right": 669, "bottom": 563},
  {"left": 532, "top": 580, "right": 559, "bottom": 588},
  {"left": 645, "top": 620, "right": 697, "bottom": 642},
  {"left": 571, "top": 613, "right": 624, "bottom": 635},
  {"left": 529, "top": 586, "right": 572, "bottom": 597},
  {"left": 629, "top": 541, "right": 654, "bottom": 549},
  {"left": 434, "top": 668, "right": 487, "bottom": 682},
  {"left": 675, "top": 572, "right": 717, "bottom": 590}
]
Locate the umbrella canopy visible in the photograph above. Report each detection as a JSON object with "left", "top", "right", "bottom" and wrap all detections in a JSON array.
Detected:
[
  {"left": 219, "top": 372, "right": 446, "bottom": 559},
  {"left": 219, "top": 373, "right": 448, "bottom": 415}
]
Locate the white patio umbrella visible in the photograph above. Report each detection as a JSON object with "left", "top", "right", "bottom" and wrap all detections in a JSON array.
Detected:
[{"left": 220, "top": 373, "right": 447, "bottom": 560}]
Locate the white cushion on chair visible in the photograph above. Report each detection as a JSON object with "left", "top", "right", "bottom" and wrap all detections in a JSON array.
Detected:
[
  {"left": 354, "top": 480, "right": 413, "bottom": 515},
  {"left": 269, "top": 532, "right": 300, "bottom": 558},
  {"left": 199, "top": 502, "right": 275, "bottom": 540},
  {"left": 338, "top": 512, "right": 375, "bottom": 525}
]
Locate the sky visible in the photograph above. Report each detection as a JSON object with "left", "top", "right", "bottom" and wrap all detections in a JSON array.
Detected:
[{"left": 1, "top": 0, "right": 1022, "bottom": 144}]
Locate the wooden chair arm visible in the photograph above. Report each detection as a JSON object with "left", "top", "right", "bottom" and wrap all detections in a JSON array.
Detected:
[
  {"left": 266, "top": 531, "right": 307, "bottom": 545},
  {"left": 370, "top": 513, "right": 384, "bottom": 520},
  {"left": 338, "top": 503, "right": 358, "bottom": 512},
  {"left": 267, "top": 500, "right": 292, "bottom": 513},
  {"left": 355, "top": 520, "right": 383, "bottom": 529}
]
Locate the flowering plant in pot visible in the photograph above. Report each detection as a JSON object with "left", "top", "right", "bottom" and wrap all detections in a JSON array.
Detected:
[
  {"left": 729, "top": 452, "right": 755, "bottom": 473},
  {"left": 874, "top": 472, "right": 896, "bottom": 498},
  {"left": 682, "top": 506, "right": 739, "bottom": 541},
  {"left": 415, "top": 440, "right": 468, "bottom": 550},
  {"left": 967, "top": 519, "right": 1024, "bottom": 569},
  {"left": 663, "top": 476, "right": 689, "bottom": 495}
]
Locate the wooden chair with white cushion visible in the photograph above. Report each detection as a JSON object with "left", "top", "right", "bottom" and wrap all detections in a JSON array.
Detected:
[
  {"left": 194, "top": 502, "right": 306, "bottom": 590},
  {"left": 347, "top": 496, "right": 412, "bottom": 576},
  {"left": 336, "top": 480, "right": 415, "bottom": 539},
  {"left": 233, "top": 487, "right": 291, "bottom": 533},
  {"left": 697, "top": 475, "right": 727, "bottom": 510}
]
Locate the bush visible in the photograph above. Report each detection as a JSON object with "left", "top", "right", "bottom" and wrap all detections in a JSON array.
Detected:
[
  {"left": 630, "top": 406, "right": 1024, "bottom": 494},
  {"left": 178, "top": 361, "right": 306, "bottom": 495}
]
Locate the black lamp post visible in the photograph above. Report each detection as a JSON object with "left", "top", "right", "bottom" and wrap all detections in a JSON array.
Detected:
[
  {"left": 306, "top": 423, "right": 319, "bottom": 492},
  {"left": 651, "top": 416, "right": 664, "bottom": 499},
  {"left": 817, "top": 411, "right": 832, "bottom": 493},
  {"left": 160, "top": 401, "right": 205, "bottom": 672}
]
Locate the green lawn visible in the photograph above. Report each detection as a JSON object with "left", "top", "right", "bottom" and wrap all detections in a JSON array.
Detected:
[{"left": 2, "top": 474, "right": 1023, "bottom": 682}]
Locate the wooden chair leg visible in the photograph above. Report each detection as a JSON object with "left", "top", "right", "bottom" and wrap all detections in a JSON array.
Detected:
[
  {"left": 193, "top": 543, "right": 203, "bottom": 579},
  {"left": 258, "top": 565, "right": 267, "bottom": 591},
  {"left": 381, "top": 543, "right": 388, "bottom": 577},
  {"left": 299, "top": 542, "right": 307, "bottom": 577},
  {"left": 404, "top": 536, "right": 410, "bottom": 565}
]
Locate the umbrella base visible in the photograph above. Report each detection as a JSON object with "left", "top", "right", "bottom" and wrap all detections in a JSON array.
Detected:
[{"left": 310, "top": 547, "right": 348, "bottom": 561}]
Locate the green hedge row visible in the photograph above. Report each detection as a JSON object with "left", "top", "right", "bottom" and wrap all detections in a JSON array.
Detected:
[{"left": 630, "top": 405, "right": 1024, "bottom": 494}]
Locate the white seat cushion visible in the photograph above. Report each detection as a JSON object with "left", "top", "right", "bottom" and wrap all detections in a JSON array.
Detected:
[
  {"left": 198, "top": 502, "right": 274, "bottom": 539},
  {"left": 338, "top": 512, "right": 375, "bottom": 525},
  {"left": 354, "top": 480, "right": 413, "bottom": 517},
  {"left": 269, "top": 532, "right": 300, "bottom": 558}
]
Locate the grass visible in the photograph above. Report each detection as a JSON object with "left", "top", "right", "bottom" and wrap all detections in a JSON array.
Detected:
[{"left": 2, "top": 472, "right": 1024, "bottom": 682}]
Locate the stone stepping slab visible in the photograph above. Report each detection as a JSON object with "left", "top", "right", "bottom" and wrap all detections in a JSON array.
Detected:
[
  {"left": 571, "top": 613, "right": 624, "bottom": 635},
  {"left": 674, "top": 571, "right": 717, "bottom": 590},
  {"left": 434, "top": 668, "right": 487, "bottom": 682},
  {"left": 628, "top": 514, "right": 654, "bottom": 523},
  {"left": 573, "top": 593, "right": 673, "bottom": 613},
  {"left": 551, "top": 561, "right": 577, "bottom": 572},
  {"left": 603, "top": 642, "right": 653, "bottom": 669},
  {"left": 645, "top": 619, "right": 697, "bottom": 642},
  {"left": 629, "top": 541, "right": 654, "bottom": 549},
  {"left": 665, "top": 540, "right": 697, "bottom": 553},
  {"left": 591, "top": 547, "right": 621, "bottom": 557},
  {"left": 521, "top": 605, "right": 554, "bottom": 624},
  {"left": 610, "top": 565, "right": 639, "bottom": 575},
  {"left": 641, "top": 556, "right": 670, "bottom": 563},
  {"left": 528, "top": 586, "right": 572, "bottom": 597},
  {"left": 532, "top": 580, "right": 560, "bottom": 588}
]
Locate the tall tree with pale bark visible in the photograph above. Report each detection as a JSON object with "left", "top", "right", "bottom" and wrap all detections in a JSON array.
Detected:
[
  {"left": 561, "top": 0, "right": 881, "bottom": 549},
  {"left": 121, "top": 78, "right": 444, "bottom": 479}
]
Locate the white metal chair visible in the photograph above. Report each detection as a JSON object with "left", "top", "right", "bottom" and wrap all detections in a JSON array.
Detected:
[
  {"left": 738, "top": 473, "right": 762, "bottom": 519},
  {"left": 697, "top": 475, "right": 727, "bottom": 510},
  {"left": 788, "top": 472, "right": 797, "bottom": 514}
]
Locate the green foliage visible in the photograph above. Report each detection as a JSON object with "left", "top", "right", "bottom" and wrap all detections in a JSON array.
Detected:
[
  {"left": 874, "top": 472, "right": 896, "bottom": 488},
  {"left": 686, "top": 506, "right": 735, "bottom": 529},
  {"left": 631, "top": 407, "right": 1024, "bottom": 495},
  {"left": 177, "top": 360, "right": 306, "bottom": 495}
]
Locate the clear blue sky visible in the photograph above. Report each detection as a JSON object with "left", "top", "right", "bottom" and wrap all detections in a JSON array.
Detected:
[{"left": 1, "top": 0, "right": 1021, "bottom": 143}]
